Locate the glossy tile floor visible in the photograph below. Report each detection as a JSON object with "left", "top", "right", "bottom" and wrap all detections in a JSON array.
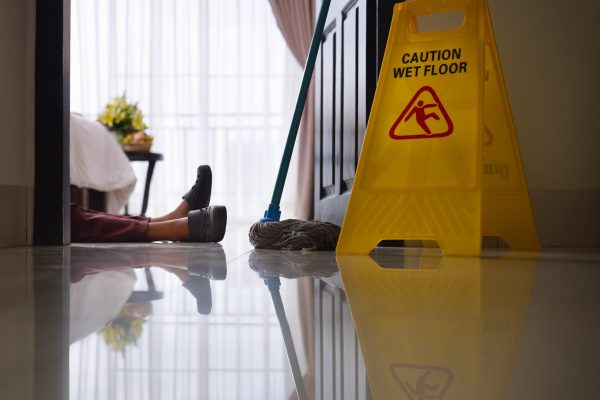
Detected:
[{"left": 1, "top": 224, "right": 599, "bottom": 400}]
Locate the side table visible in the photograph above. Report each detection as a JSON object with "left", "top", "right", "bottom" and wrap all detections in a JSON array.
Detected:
[{"left": 124, "top": 151, "right": 164, "bottom": 216}]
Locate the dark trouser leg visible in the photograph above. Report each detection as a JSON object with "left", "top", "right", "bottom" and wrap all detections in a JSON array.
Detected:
[{"left": 70, "top": 203, "right": 150, "bottom": 242}]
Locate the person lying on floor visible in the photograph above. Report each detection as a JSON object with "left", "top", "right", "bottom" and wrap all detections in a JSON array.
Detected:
[{"left": 71, "top": 165, "right": 227, "bottom": 243}]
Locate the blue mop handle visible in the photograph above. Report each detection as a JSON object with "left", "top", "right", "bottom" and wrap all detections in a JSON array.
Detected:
[{"left": 262, "top": 0, "right": 332, "bottom": 222}]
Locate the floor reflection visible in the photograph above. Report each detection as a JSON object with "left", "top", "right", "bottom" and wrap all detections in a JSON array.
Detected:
[
  {"left": 337, "top": 248, "right": 539, "bottom": 400},
  {"left": 3, "top": 241, "right": 597, "bottom": 400},
  {"left": 68, "top": 244, "right": 291, "bottom": 400},
  {"left": 248, "top": 250, "right": 338, "bottom": 280},
  {"left": 0, "top": 247, "right": 71, "bottom": 400},
  {"left": 248, "top": 249, "right": 340, "bottom": 400}
]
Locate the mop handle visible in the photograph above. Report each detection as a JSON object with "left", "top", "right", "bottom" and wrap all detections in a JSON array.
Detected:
[{"left": 270, "top": 0, "right": 332, "bottom": 208}]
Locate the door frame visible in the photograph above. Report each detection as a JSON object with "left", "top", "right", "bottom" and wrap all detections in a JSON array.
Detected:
[{"left": 33, "top": 0, "right": 70, "bottom": 245}]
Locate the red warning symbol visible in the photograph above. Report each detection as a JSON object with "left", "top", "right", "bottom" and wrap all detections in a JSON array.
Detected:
[
  {"left": 389, "top": 86, "right": 453, "bottom": 140},
  {"left": 389, "top": 363, "right": 454, "bottom": 400}
]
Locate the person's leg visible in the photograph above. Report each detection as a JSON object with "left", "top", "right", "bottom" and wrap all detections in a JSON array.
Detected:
[
  {"left": 71, "top": 203, "right": 226, "bottom": 243},
  {"left": 150, "top": 201, "right": 190, "bottom": 223},
  {"left": 143, "top": 207, "right": 227, "bottom": 242},
  {"left": 71, "top": 203, "right": 150, "bottom": 242},
  {"left": 81, "top": 207, "right": 149, "bottom": 221},
  {"left": 151, "top": 165, "right": 212, "bottom": 222},
  {"left": 147, "top": 218, "right": 189, "bottom": 241},
  {"left": 71, "top": 165, "right": 221, "bottom": 242}
]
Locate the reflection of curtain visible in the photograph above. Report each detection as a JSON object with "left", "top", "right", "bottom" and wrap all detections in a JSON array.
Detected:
[
  {"left": 269, "top": 0, "right": 315, "bottom": 220},
  {"left": 71, "top": 0, "right": 300, "bottom": 222}
]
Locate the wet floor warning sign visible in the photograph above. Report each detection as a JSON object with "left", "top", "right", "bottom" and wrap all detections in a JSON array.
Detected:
[
  {"left": 390, "top": 86, "right": 453, "bottom": 139},
  {"left": 336, "top": 0, "right": 539, "bottom": 256}
]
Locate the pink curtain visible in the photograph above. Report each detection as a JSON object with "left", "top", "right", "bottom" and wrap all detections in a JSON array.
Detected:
[{"left": 269, "top": 0, "right": 315, "bottom": 221}]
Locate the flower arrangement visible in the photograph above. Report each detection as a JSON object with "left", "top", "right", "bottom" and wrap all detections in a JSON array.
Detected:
[{"left": 98, "top": 92, "right": 153, "bottom": 150}]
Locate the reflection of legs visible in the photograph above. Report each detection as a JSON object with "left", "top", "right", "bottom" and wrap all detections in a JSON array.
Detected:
[
  {"left": 160, "top": 265, "right": 212, "bottom": 314},
  {"left": 71, "top": 244, "right": 226, "bottom": 282}
]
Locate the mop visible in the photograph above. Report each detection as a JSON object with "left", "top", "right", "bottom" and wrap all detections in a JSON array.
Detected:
[{"left": 249, "top": 0, "right": 340, "bottom": 251}]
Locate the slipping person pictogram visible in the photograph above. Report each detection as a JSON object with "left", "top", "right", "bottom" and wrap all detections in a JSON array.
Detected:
[
  {"left": 404, "top": 100, "right": 441, "bottom": 135},
  {"left": 389, "top": 86, "right": 453, "bottom": 140},
  {"left": 406, "top": 369, "right": 442, "bottom": 400},
  {"left": 390, "top": 364, "right": 454, "bottom": 400}
]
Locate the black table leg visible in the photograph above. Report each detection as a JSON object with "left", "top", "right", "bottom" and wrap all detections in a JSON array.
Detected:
[
  {"left": 141, "top": 160, "right": 156, "bottom": 216},
  {"left": 124, "top": 151, "right": 163, "bottom": 216}
]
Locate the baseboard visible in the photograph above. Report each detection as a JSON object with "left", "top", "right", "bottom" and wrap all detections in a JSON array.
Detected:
[
  {"left": 0, "top": 184, "right": 30, "bottom": 247},
  {"left": 530, "top": 188, "right": 600, "bottom": 247}
]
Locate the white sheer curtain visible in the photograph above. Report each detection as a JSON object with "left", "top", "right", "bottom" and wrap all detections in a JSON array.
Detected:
[{"left": 71, "top": 0, "right": 300, "bottom": 223}]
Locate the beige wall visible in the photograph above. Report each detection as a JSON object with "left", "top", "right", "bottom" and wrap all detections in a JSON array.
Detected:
[
  {"left": 421, "top": 0, "right": 600, "bottom": 245},
  {"left": 488, "top": 0, "right": 600, "bottom": 245},
  {"left": 490, "top": 0, "right": 600, "bottom": 191},
  {"left": 0, "top": 0, "right": 36, "bottom": 247}
]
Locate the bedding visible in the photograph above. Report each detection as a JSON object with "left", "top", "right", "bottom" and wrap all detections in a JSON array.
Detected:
[{"left": 70, "top": 113, "right": 137, "bottom": 214}]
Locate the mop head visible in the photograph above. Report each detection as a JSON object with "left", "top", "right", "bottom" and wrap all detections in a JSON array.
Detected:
[{"left": 249, "top": 219, "right": 341, "bottom": 251}]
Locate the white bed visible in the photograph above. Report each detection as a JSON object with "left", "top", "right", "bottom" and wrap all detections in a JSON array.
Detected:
[{"left": 70, "top": 113, "right": 137, "bottom": 214}]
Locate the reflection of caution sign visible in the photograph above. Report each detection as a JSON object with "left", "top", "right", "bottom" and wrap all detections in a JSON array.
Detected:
[
  {"left": 337, "top": 0, "right": 539, "bottom": 256},
  {"left": 390, "top": 86, "right": 453, "bottom": 140},
  {"left": 390, "top": 364, "right": 453, "bottom": 400},
  {"left": 337, "top": 254, "right": 485, "bottom": 399}
]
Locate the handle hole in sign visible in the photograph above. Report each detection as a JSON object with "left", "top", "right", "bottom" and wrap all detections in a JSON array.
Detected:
[{"left": 415, "top": 11, "right": 465, "bottom": 33}]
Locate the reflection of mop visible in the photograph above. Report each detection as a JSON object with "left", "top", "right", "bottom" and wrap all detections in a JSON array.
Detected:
[
  {"left": 264, "top": 276, "right": 308, "bottom": 400},
  {"left": 249, "top": 249, "right": 338, "bottom": 279},
  {"left": 249, "top": 0, "right": 340, "bottom": 251}
]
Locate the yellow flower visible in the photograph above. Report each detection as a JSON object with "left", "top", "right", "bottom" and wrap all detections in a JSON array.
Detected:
[
  {"left": 97, "top": 92, "right": 149, "bottom": 136},
  {"left": 132, "top": 111, "right": 147, "bottom": 131}
]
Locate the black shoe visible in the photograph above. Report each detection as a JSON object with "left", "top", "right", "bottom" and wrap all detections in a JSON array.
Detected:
[
  {"left": 182, "top": 165, "right": 212, "bottom": 210},
  {"left": 187, "top": 206, "right": 227, "bottom": 242}
]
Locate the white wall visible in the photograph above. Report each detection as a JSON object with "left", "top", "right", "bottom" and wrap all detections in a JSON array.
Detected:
[
  {"left": 0, "top": 0, "right": 36, "bottom": 247},
  {"left": 488, "top": 0, "right": 600, "bottom": 245}
]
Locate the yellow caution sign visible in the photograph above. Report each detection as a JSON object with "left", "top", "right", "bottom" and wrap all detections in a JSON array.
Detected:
[{"left": 337, "top": 0, "right": 539, "bottom": 256}]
